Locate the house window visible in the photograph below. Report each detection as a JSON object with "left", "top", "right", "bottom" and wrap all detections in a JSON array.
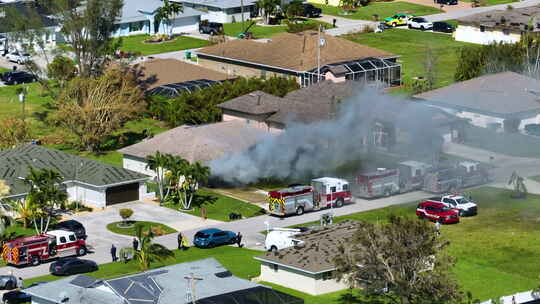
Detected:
[
  {"left": 271, "top": 264, "right": 278, "bottom": 272},
  {"left": 502, "top": 28, "right": 510, "bottom": 35},
  {"left": 226, "top": 7, "right": 242, "bottom": 14},
  {"left": 322, "top": 271, "right": 333, "bottom": 281},
  {"left": 480, "top": 25, "right": 485, "bottom": 32},
  {"left": 129, "top": 21, "right": 145, "bottom": 32}
]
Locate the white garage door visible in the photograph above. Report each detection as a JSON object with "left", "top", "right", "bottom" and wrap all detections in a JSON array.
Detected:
[{"left": 172, "top": 16, "right": 200, "bottom": 34}]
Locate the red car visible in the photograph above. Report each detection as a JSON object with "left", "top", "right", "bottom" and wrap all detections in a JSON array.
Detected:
[{"left": 416, "top": 201, "right": 459, "bottom": 224}]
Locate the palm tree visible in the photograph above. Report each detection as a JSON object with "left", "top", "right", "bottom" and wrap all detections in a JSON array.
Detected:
[
  {"left": 7, "top": 199, "right": 33, "bottom": 228},
  {"left": 508, "top": 171, "right": 527, "bottom": 199},
  {"left": 24, "top": 167, "right": 67, "bottom": 234},
  {"left": 154, "top": 0, "right": 184, "bottom": 37},
  {"left": 182, "top": 162, "right": 210, "bottom": 210},
  {"left": 0, "top": 181, "right": 15, "bottom": 245},
  {"left": 124, "top": 224, "right": 174, "bottom": 271},
  {"left": 256, "top": 0, "right": 280, "bottom": 24},
  {"left": 146, "top": 152, "right": 173, "bottom": 205}
]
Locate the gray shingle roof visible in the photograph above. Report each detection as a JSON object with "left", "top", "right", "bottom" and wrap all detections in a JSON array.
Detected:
[
  {"left": 118, "top": 121, "right": 270, "bottom": 162},
  {"left": 256, "top": 220, "right": 361, "bottom": 274},
  {"left": 119, "top": 0, "right": 202, "bottom": 23},
  {"left": 414, "top": 72, "right": 540, "bottom": 118},
  {"left": 0, "top": 145, "right": 149, "bottom": 196},
  {"left": 457, "top": 6, "right": 540, "bottom": 32},
  {"left": 177, "top": 0, "right": 257, "bottom": 9},
  {"left": 217, "top": 91, "right": 282, "bottom": 115}
]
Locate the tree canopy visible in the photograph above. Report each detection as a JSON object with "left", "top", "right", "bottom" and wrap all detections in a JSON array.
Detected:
[{"left": 334, "top": 216, "right": 462, "bottom": 304}]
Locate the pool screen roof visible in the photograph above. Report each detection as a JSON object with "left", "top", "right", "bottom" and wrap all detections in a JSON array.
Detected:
[{"left": 146, "top": 79, "right": 220, "bottom": 97}]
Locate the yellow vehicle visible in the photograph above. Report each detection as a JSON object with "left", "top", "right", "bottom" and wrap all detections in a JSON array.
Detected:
[{"left": 384, "top": 13, "right": 412, "bottom": 27}]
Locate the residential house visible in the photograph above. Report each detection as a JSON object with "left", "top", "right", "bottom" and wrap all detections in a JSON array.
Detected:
[
  {"left": 114, "top": 0, "right": 202, "bottom": 37},
  {"left": 195, "top": 31, "right": 401, "bottom": 87},
  {"left": 24, "top": 258, "right": 304, "bottom": 304},
  {"left": 0, "top": 1, "right": 61, "bottom": 51},
  {"left": 480, "top": 290, "right": 540, "bottom": 303},
  {"left": 0, "top": 144, "right": 151, "bottom": 208},
  {"left": 414, "top": 72, "right": 540, "bottom": 131},
  {"left": 255, "top": 220, "right": 360, "bottom": 295},
  {"left": 118, "top": 120, "right": 270, "bottom": 176},
  {"left": 174, "top": 0, "right": 258, "bottom": 23},
  {"left": 454, "top": 6, "right": 540, "bottom": 45},
  {"left": 218, "top": 80, "right": 466, "bottom": 145}
]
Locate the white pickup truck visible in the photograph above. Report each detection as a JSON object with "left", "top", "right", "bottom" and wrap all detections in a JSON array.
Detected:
[{"left": 428, "top": 195, "right": 478, "bottom": 216}]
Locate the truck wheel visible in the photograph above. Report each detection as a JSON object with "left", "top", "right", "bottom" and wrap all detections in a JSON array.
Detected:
[
  {"left": 296, "top": 206, "right": 304, "bottom": 216},
  {"left": 384, "top": 189, "right": 391, "bottom": 197},
  {"left": 392, "top": 22, "right": 397, "bottom": 27},
  {"left": 77, "top": 246, "right": 87, "bottom": 256},
  {"left": 408, "top": 24, "right": 412, "bottom": 29},
  {"left": 459, "top": 210, "right": 465, "bottom": 217},
  {"left": 269, "top": 245, "right": 277, "bottom": 252},
  {"left": 335, "top": 199, "right": 344, "bottom": 208},
  {"left": 31, "top": 256, "right": 40, "bottom": 266}
]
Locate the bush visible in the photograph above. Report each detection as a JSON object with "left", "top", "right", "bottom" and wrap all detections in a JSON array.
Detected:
[
  {"left": 360, "top": 25, "right": 375, "bottom": 33},
  {"left": 359, "top": 0, "right": 371, "bottom": 6},
  {"left": 119, "top": 208, "right": 134, "bottom": 221},
  {"left": 47, "top": 55, "right": 77, "bottom": 86},
  {"left": 286, "top": 22, "right": 319, "bottom": 33},
  {"left": 65, "top": 201, "right": 93, "bottom": 212}
]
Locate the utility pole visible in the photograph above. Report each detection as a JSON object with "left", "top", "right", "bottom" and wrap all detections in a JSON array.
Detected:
[
  {"left": 241, "top": 0, "right": 245, "bottom": 33},
  {"left": 185, "top": 273, "right": 203, "bottom": 304},
  {"left": 317, "top": 24, "right": 321, "bottom": 82}
]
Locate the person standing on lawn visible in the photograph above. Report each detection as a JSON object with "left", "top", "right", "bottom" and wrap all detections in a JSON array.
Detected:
[
  {"left": 133, "top": 238, "right": 139, "bottom": 251},
  {"left": 236, "top": 232, "right": 243, "bottom": 248},
  {"left": 177, "top": 232, "right": 184, "bottom": 250}
]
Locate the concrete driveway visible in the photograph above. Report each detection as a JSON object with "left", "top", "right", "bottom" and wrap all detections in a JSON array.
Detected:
[{"left": 424, "top": 0, "right": 540, "bottom": 21}]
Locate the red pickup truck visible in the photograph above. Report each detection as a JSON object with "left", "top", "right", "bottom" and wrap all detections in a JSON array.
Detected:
[{"left": 416, "top": 201, "right": 459, "bottom": 224}]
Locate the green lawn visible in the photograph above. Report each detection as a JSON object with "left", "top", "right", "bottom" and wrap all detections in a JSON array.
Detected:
[
  {"left": 296, "top": 187, "right": 540, "bottom": 301},
  {"left": 106, "top": 221, "right": 177, "bottom": 236},
  {"left": 166, "top": 188, "right": 266, "bottom": 222},
  {"left": 314, "top": 2, "right": 442, "bottom": 20},
  {"left": 344, "top": 29, "right": 475, "bottom": 92},
  {"left": 223, "top": 22, "right": 288, "bottom": 38},
  {"left": 118, "top": 34, "right": 210, "bottom": 56},
  {"left": 461, "top": 0, "right": 517, "bottom": 5},
  {"left": 24, "top": 246, "right": 262, "bottom": 286}
]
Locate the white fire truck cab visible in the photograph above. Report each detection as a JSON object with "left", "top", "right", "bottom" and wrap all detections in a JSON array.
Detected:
[
  {"left": 264, "top": 228, "right": 305, "bottom": 252},
  {"left": 268, "top": 177, "right": 352, "bottom": 216}
]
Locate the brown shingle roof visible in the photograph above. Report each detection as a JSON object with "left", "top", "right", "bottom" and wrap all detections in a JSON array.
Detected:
[
  {"left": 414, "top": 72, "right": 540, "bottom": 117},
  {"left": 217, "top": 91, "right": 282, "bottom": 115},
  {"left": 197, "top": 31, "right": 395, "bottom": 72},
  {"left": 118, "top": 121, "right": 270, "bottom": 162},
  {"left": 256, "top": 220, "right": 361, "bottom": 274},
  {"left": 137, "top": 58, "right": 233, "bottom": 88}
]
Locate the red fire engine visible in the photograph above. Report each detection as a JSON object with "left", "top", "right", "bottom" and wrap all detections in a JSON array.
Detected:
[
  {"left": 268, "top": 177, "right": 352, "bottom": 216},
  {"left": 2, "top": 230, "right": 87, "bottom": 266}
]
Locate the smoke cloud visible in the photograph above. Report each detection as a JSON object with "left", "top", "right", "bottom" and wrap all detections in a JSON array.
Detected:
[{"left": 209, "top": 86, "right": 445, "bottom": 184}]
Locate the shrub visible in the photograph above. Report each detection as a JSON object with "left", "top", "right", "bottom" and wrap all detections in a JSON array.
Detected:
[
  {"left": 286, "top": 22, "right": 319, "bottom": 33},
  {"left": 119, "top": 208, "right": 134, "bottom": 222},
  {"left": 66, "top": 201, "right": 93, "bottom": 212},
  {"left": 360, "top": 25, "right": 375, "bottom": 33},
  {"left": 151, "top": 225, "right": 166, "bottom": 236},
  {"left": 359, "top": 0, "right": 371, "bottom": 6}
]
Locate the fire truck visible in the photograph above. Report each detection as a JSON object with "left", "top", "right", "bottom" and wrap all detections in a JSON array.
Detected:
[
  {"left": 268, "top": 177, "right": 352, "bottom": 216},
  {"left": 2, "top": 230, "right": 87, "bottom": 266},
  {"left": 354, "top": 160, "right": 491, "bottom": 198}
]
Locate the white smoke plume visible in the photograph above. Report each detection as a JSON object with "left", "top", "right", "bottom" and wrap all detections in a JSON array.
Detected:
[{"left": 209, "top": 86, "right": 445, "bottom": 184}]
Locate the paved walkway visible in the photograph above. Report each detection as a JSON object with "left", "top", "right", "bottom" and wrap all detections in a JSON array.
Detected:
[
  {"left": 400, "top": 0, "right": 472, "bottom": 11},
  {"left": 320, "top": 14, "right": 378, "bottom": 35},
  {"left": 423, "top": 0, "right": 540, "bottom": 21}
]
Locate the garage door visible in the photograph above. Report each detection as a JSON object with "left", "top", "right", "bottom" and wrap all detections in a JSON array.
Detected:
[
  {"left": 106, "top": 183, "right": 139, "bottom": 205},
  {"left": 171, "top": 16, "right": 200, "bottom": 34}
]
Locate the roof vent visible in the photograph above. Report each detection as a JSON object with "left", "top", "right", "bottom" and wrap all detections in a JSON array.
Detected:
[{"left": 215, "top": 271, "right": 232, "bottom": 278}]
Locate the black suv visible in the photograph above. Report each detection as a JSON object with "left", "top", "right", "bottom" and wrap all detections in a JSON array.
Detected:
[
  {"left": 54, "top": 220, "right": 87, "bottom": 240},
  {"left": 435, "top": 0, "right": 458, "bottom": 5},
  {"left": 302, "top": 3, "right": 322, "bottom": 18},
  {"left": 433, "top": 21, "right": 454, "bottom": 33},
  {"left": 0, "top": 71, "right": 36, "bottom": 85},
  {"left": 199, "top": 20, "right": 224, "bottom": 35}
]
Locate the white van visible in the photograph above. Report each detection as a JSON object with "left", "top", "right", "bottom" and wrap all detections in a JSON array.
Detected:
[{"left": 264, "top": 228, "right": 307, "bottom": 252}]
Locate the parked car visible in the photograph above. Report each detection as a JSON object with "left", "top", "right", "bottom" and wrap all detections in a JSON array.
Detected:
[
  {"left": 432, "top": 21, "right": 454, "bottom": 33},
  {"left": 5, "top": 52, "right": 30, "bottom": 64},
  {"left": 0, "top": 70, "right": 36, "bottom": 85},
  {"left": 193, "top": 228, "right": 237, "bottom": 248},
  {"left": 199, "top": 20, "right": 223, "bottom": 35},
  {"left": 53, "top": 220, "right": 87, "bottom": 240},
  {"left": 2, "top": 290, "right": 31, "bottom": 304},
  {"left": 0, "top": 275, "right": 17, "bottom": 290},
  {"left": 407, "top": 17, "right": 433, "bottom": 30},
  {"left": 49, "top": 257, "right": 98, "bottom": 276},
  {"left": 416, "top": 201, "right": 459, "bottom": 224},
  {"left": 435, "top": 0, "right": 458, "bottom": 5},
  {"left": 438, "top": 195, "right": 478, "bottom": 216},
  {"left": 301, "top": 3, "right": 322, "bottom": 18},
  {"left": 384, "top": 13, "right": 412, "bottom": 27}
]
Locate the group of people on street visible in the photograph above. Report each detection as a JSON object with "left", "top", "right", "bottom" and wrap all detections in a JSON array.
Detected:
[{"left": 110, "top": 231, "right": 245, "bottom": 262}]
